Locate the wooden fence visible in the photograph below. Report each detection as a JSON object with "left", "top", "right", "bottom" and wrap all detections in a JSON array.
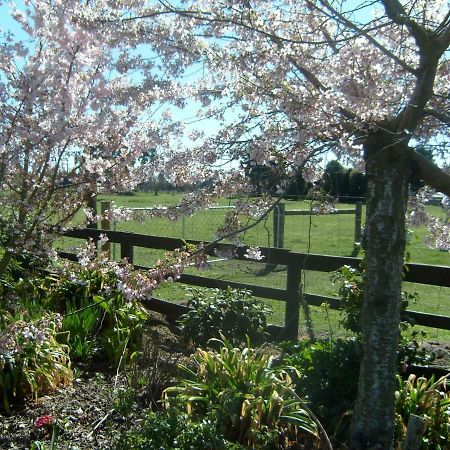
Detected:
[{"left": 62, "top": 228, "right": 450, "bottom": 341}]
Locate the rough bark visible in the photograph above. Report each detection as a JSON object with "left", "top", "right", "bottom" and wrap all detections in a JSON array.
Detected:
[{"left": 349, "top": 132, "right": 411, "bottom": 449}]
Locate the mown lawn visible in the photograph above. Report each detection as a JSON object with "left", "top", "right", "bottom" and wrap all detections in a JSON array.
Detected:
[{"left": 59, "top": 191, "right": 450, "bottom": 341}]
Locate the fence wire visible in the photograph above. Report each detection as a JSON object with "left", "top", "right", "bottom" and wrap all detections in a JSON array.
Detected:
[{"left": 60, "top": 199, "right": 449, "bottom": 340}]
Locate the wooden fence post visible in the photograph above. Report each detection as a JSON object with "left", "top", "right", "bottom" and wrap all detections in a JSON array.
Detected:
[
  {"left": 273, "top": 202, "right": 285, "bottom": 248},
  {"left": 284, "top": 262, "right": 301, "bottom": 341},
  {"left": 354, "top": 202, "right": 363, "bottom": 245},
  {"left": 121, "top": 242, "right": 134, "bottom": 264},
  {"left": 100, "top": 201, "right": 111, "bottom": 258},
  {"left": 403, "top": 414, "right": 425, "bottom": 450}
]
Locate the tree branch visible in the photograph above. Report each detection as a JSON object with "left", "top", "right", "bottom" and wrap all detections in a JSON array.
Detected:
[
  {"left": 423, "top": 108, "right": 450, "bottom": 125},
  {"left": 381, "top": 0, "right": 429, "bottom": 48},
  {"left": 315, "top": 0, "right": 418, "bottom": 75},
  {"left": 407, "top": 147, "right": 450, "bottom": 196}
]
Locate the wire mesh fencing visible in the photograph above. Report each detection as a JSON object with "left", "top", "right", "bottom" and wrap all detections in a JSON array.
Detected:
[{"left": 56, "top": 195, "right": 450, "bottom": 340}]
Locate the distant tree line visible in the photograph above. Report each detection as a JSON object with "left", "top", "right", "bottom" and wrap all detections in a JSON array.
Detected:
[
  {"left": 138, "top": 174, "right": 213, "bottom": 195},
  {"left": 242, "top": 157, "right": 366, "bottom": 202},
  {"left": 243, "top": 146, "right": 435, "bottom": 202},
  {"left": 138, "top": 173, "right": 175, "bottom": 195}
]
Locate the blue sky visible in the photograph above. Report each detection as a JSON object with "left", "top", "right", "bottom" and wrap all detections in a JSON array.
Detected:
[{"left": 2, "top": 1, "right": 447, "bottom": 170}]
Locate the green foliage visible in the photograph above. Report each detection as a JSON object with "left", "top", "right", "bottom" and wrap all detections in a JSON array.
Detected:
[
  {"left": 0, "top": 314, "right": 72, "bottom": 412},
  {"left": 178, "top": 288, "right": 271, "bottom": 348},
  {"left": 394, "top": 374, "right": 450, "bottom": 449},
  {"left": 321, "top": 160, "right": 346, "bottom": 198},
  {"left": 331, "top": 265, "right": 363, "bottom": 335},
  {"left": 280, "top": 338, "right": 361, "bottom": 429},
  {"left": 164, "top": 336, "right": 318, "bottom": 449},
  {"left": 60, "top": 298, "right": 99, "bottom": 360},
  {"left": 116, "top": 407, "right": 245, "bottom": 450},
  {"left": 332, "top": 262, "right": 432, "bottom": 366},
  {"left": 1, "top": 268, "right": 148, "bottom": 365},
  {"left": 0, "top": 267, "right": 50, "bottom": 323},
  {"left": 94, "top": 288, "right": 148, "bottom": 366},
  {"left": 398, "top": 325, "right": 432, "bottom": 367},
  {"left": 45, "top": 269, "right": 147, "bottom": 364},
  {"left": 347, "top": 169, "right": 365, "bottom": 199}
]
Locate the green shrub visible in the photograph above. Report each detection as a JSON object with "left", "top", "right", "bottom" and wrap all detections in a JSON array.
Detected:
[
  {"left": 394, "top": 374, "right": 450, "bottom": 449},
  {"left": 116, "top": 407, "right": 246, "bottom": 450},
  {"left": 37, "top": 269, "right": 148, "bottom": 365},
  {"left": 163, "top": 336, "right": 319, "bottom": 449},
  {"left": 332, "top": 263, "right": 432, "bottom": 366},
  {"left": 0, "top": 313, "right": 72, "bottom": 412},
  {"left": 178, "top": 288, "right": 271, "bottom": 348},
  {"left": 280, "top": 338, "right": 361, "bottom": 429}
]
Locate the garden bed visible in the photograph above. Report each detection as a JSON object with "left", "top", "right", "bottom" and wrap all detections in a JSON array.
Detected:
[
  {"left": 0, "top": 312, "right": 189, "bottom": 450},
  {"left": 1, "top": 307, "right": 449, "bottom": 450}
]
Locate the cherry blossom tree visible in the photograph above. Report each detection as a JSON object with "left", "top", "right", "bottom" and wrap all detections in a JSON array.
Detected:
[
  {"left": 0, "top": 0, "right": 194, "bottom": 274},
  {"left": 2, "top": 0, "right": 450, "bottom": 447},
  {"left": 96, "top": 1, "right": 449, "bottom": 448}
]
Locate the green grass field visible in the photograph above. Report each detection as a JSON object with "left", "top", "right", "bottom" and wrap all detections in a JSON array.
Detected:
[{"left": 59, "top": 191, "right": 450, "bottom": 341}]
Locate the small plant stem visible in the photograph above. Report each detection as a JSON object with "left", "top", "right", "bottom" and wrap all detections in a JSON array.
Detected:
[
  {"left": 114, "top": 335, "right": 130, "bottom": 390},
  {"left": 86, "top": 409, "right": 115, "bottom": 439}
]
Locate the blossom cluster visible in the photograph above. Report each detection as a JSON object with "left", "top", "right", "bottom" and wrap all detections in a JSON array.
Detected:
[
  {"left": 57, "top": 235, "right": 207, "bottom": 302},
  {"left": 244, "top": 247, "right": 265, "bottom": 261},
  {"left": 407, "top": 189, "right": 450, "bottom": 251},
  {"left": 0, "top": 314, "right": 63, "bottom": 370},
  {"left": 34, "top": 415, "right": 56, "bottom": 429}
]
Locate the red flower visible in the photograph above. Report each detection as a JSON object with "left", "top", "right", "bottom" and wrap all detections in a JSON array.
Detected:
[{"left": 34, "top": 415, "right": 55, "bottom": 428}]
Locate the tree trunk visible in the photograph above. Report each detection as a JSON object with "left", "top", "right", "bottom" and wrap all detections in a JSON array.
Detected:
[{"left": 350, "top": 133, "right": 411, "bottom": 449}]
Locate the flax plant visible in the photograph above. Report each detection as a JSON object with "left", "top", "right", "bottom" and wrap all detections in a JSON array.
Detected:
[
  {"left": 164, "top": 336, "right": 319, "bottom": 449},
  {"left": 395, "top": 374, "right": 450, "bottom": 449}
]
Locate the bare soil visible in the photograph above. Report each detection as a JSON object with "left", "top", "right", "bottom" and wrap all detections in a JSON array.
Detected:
[{"left": 0, "top": 312, "right": 188, "bottom": 450}]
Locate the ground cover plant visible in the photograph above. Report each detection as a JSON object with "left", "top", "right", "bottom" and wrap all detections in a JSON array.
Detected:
[{"left": 116, "top": 407, "right": 248, "bottom": 450}]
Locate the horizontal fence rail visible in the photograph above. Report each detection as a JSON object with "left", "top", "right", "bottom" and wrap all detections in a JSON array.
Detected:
[{"left": 61, "top": 228, "right": 450, "bottom": 340}]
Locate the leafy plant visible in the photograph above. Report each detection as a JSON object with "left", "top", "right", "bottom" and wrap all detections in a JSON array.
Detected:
[
  {"left": 34, "top": 268, "right": 149, "bottom": 364},
  {"left": 0, "top": 314, "right": 72, "bottom": 412},
  {"left": 394, "top": 373, "right": 450, "bottom": 449},
  {"left": 96, "top": 290, "right": 148, "bottom": 366},
  {"left": 60, "top": 297, "right": 99, "bottom": 361},
  {"left": 332, "top": 263, "right": 432, "bottom": 366},
  {"left": 280, "top": 338, "right": 361, "bottom": 430},
  {"left": 331, "top": 265, "right": 364, "bottom": 335},
  {"left": 163, "top": 336, "right": 319, "bottom": 449},
  {"left": 178, "top": 288, "right": 271, "bottom": 348},
  {"left": 115, "top": 407, "right": 246, "bottom": 450}
]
